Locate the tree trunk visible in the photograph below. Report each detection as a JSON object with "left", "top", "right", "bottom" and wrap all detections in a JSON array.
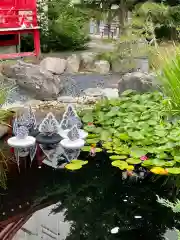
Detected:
[{"left": 118, "top": 0, "right": 127, "bottom": 36}]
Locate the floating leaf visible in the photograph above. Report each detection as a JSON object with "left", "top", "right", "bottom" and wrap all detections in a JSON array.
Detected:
[
  {"left": 111, "top": 160, "right": 128, "bottom": 170},
  {"left": 128, "top": 131, "right": 144, "bottom": 140},
  {"left": 107, "top": 150, "right": 114, "bottom": 153},
  {"left": 119, "top": 133, "right": 130, "bottom": 141},
  {"left": 100, "top": 130, "right": 111, "bottom": 141},
  {"left": 95, "top": 148, "right": 103, "bottom": 152},
  {"left": 166, "top": 168, "right": 180, "bottom": 174},
  {"left": 88, "top": 134, "right": 98, "bottom": 139},
  {"left": 126, "top": 165, "right": 134, "bottom": 170},
  {"left": 126, "top": 158, "right": 141, "bottom": 164},
  {"left": 86, "top": 139, "right": 99, "bottom": 144},
  {"left": 71, "top": 160, "right": 88, "bottom": 165},
  {"left": 82, "top": 114, "right": 94, "bottom": 123},
  {"left": 110, "top": 155, "right": 127, "bottom": 160},
  {"left": 130, "top": 148, "right": 147, "bottom": 158},
  {"left": 65, "top": 163, "right": 82, "bottom": 170},
  {"left": 164, "top": 161, "right": 176, "bottom": 167},
  {"left": 81, "top": 146, "right": 91, "bottom": 151},
  {"left": 150, "top": 167, "right": 168, "bottom": 175},
  {"left": 174, "top": 156, "right": 180, "bottom": 162},
  {"left": 142, "top": 160, "right": 154, "bottom": 166}
]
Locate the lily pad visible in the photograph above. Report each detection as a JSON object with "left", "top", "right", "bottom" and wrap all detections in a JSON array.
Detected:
[
  {"left": 142, "top": 160, "right": 154, "bottom": 167},
  {"left": 126, "top": 165, "right": 134, "bottom": 170},
  {"left": 81, "top": 146, "right": 91, "bottom": 152},
  {"left": 110, "top": 155, "right": 127, "bottom": 160},
  {"left": 107, "top": 150, "right": 114, "bottom": 153},
  {"left": 166, "top": 168, "right": 180, "bottom": 174},
  {"left": 65, "top": 163, "right": 82, "bottom": 170},
  {"left": 88, "top": 134, "right": 98, "bottom": 139},
  {"left": 126, "top": 158, "right": 141, "bottom": 164},
  {"left": 95, "top": 148, "right": 103, "bottom": 152},
  {"left": 71, "top": 160, "right": 88, "bottom": 165},
  {"left": 174, "top": 156, "right": 180, "bottom": 162},
  {"left": 111, "top": 160, "right": 129, "bottom": 170},
  {"left": 150, "top": 167, "right": 168, "bottom": 175},
  {"left": 86, "top": 139, "right": 99, "bottom": 144},
  {"left": 164, "top": 161, "right": 176, "bottom": 167},
  {"left": 130, "top": 148, "right": 147, "bottom": 158}
]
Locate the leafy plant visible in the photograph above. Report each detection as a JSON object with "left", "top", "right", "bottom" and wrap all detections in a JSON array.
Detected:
[
  {"left": 81, "top": 91, "right": 180, "bottom": 176},
  {"left": 157, "top": 46, "right": 180, "bottom": 116}
]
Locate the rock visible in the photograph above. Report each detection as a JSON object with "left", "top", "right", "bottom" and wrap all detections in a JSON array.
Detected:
[
  {"left": 58, "top": 96, "right": 77, "bottom": 103},
  {"left": 66, "top": 54, "right": 80, "bottom": 73},
  {"left": 40, "top": 57, "right": 67, "bottom": 75},
  {"left": 101, "top": 88, "right": 119, "bottom": 99},
  {"left": 0, "top": 124, "right": 9, "bottom": 138},
  {"left": 84, "top": 88, "right": 104, "bottom": 97},
  {"left": 2, "top": 61, "right": 64, "bottom": 100},
  {"left": 111, "top": 58, "right": 135, "bottom": 73},
  {"left": 94, "top": 60, "right": 110, "bottom": 74},
  {"left": 118, "top": 71, "right": 158, "bottom": 95},
  {"left": 80, "top": 52, "right": 96, "bottom": 70},
  {"left": 24, "top": 99, "right": 43, "bottom": 107}
]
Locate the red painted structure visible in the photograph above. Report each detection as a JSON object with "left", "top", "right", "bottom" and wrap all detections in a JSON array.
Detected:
[{"left": 0, "top": 0, "right": 40, "bottom": 59}]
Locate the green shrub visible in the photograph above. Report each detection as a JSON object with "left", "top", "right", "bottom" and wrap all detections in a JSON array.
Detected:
[{"left": 21, "top": 0, "right": 90, "bottom": 53}]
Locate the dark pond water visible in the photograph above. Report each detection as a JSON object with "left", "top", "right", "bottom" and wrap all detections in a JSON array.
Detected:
[{"left": 0, "top": 150, "right": 179, "bottom": 240}]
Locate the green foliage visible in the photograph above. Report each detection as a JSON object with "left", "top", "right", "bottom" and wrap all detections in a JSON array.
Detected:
[
  {"left": 157, "top": 195, "right": 180, "bottom": 213},
  {"left": 21, "top": 0, "right": 90, "bottom": 52},
  {"left": 133, "top": 2, "right": 180, "bottom": 41},
  {"left": 156, "top": 46, "right": 180, "bottom": 116},
  {"left": 81, "top": 91, "right": 180, "bottom": 175}
]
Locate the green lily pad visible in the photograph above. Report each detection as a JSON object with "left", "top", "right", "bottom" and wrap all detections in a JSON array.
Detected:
[
  {"left": 81, "top": 146, "right": 91, "bottom": 151},
  {"left": 82, "top": 114, "right": 94, "bottom": 123},
  {"left": 174, "top": 156, "right": 180, "bottom": 162},
  {"left": 107, "top": 150, "right": 114, "bottom": 153},
  {"left": 130, "top": 147, "right": 147, "bottom": 158},
  {"left": 95, "top": 148, "right": 103, "bottom": 152},
  {"left": 65, "top": 163, "right": 82, "bottom": 170},
  {"left": 88, "top": 134, "right": 98, "bottom": 139},
  {"left": 119, "top": 133, "right": 130, "bottom": 141},
  {"left": 110, "top": 155, "right": 127, "bottom": 160},
  {"left": 164, "top": 161, "right": 176, "bottom": 167},
  {"left": 126, "top": 158, "right": 141, "bottom": 164},
  {"left": 111, "top": 160, "right": 129, "bottom": 170},
  {"left": 86, "top": 139, "right": 99, "bottom": 144},
  {"left": 166, "top": 168, "right": 180, "bottom": 174},
  {"left": 142, "top": 160, "right": 154, "bottom": 166},
  {"left": 71, "top": 160, "right": 88, "bottom": 165},
  {"left": 151, "top": 159, "right": 166, "bottom": 167}
]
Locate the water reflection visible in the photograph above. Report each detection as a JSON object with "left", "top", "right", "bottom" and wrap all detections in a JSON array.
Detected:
[{"left": 0, "top": 152, "right": 179, "bottom": 240}]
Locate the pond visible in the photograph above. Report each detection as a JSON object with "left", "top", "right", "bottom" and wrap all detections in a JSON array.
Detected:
[
  {"left": 0, "top": 148, "right": 179, "bottom": 240},
  {"left": 1, "top": 91, "right": 180, "bottom": 240}
]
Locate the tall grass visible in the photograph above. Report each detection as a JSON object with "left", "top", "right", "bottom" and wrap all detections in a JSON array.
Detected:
[{"left": 156, "top": 45, "right": 180, "bottom": 115}]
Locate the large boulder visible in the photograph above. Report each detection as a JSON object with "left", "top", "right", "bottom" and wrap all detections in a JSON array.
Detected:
[
  {"left": 2, "top": 61, "right": 64, "bottom": 100},
  {"left": 118, "top": 71, "right": 159, "bottom": 95},
  {"left": 80, "top": 52, "right": 96, "bottom": 70},
  {"left": 94, "top": 60, "right": 110, "bottom": 74},
  {"left": 66, "top": 54, "right": 80, "bottom": 73},
  {"left": 40, "top": 57, "right": 67, "bottom": 75}
]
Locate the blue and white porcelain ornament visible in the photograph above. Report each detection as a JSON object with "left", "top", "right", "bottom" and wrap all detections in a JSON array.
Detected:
[
  {"left": 60, "top": 125, "right": 85, "bottom": 149},
  {"left": 39, "top": 112, "right": 59, "bottom": 136},
  {"left": 8, "top": 123, "right": 36, "bottom": 166},
  {"left": 59, "top": 104, "right": 88, "bottom": 139}
]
